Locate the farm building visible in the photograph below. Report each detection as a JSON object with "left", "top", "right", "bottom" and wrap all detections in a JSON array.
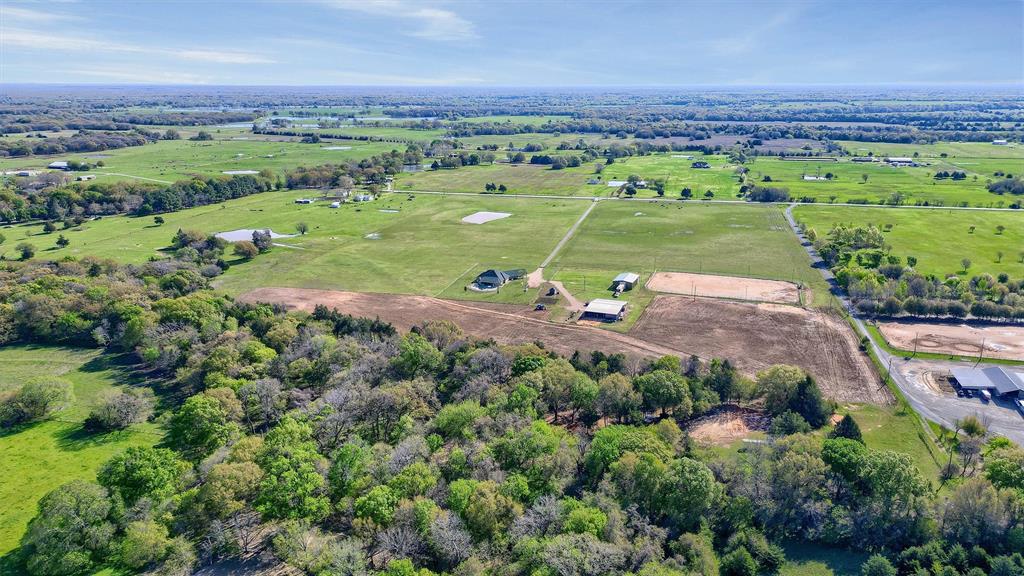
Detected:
[
  {"left": 294, "top": 198, "right": 313, "bottom": 204},
  {"left": 76, "top": 174, "right": 96, "bottom": 181},
  {"left": 582, "top": 299, "right": 626, "bottom": 322},
  {"left": 611, "top": 272, "right": 640, "bottom": 294},
  {"left": 472, "top": 268, "right": 526, "bottom": 290},
  {"left": 949, "top": 366, "right": 1024, "bottom": 399},
  {"left": 352, "top": 193, "right": 374, "bottom": 202},
  {"left": 691, "top": 161, "right": 711, "bottom": 169},
  {"left": 47, "top": 161, "right": 70, "bottom": 170},
  {"left": 851, "top": 156, "right": 876, "bottom": 163},
  {"left": 992, "top": 139, "right": 1008, "bottom": 145},
  {"left": 885, "top": 157, "right": 917, "bottom": 167}
]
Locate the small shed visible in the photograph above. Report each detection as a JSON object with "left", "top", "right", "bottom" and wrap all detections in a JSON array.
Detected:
[
  {"left": 992, "top": 139, "right": 1008, "bottom": 145},
  {"left": 582, "top": 299, "right": 626, "bottom": 322},
  {"left": 48, "top": 161, "right": 70, "bottom": 170},
  {"left": 612, "top": 272, "right": 640, "bottom": 294}
]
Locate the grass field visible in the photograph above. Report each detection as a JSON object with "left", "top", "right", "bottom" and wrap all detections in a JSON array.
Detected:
[
  {"left": 780, "top": 541, "right": 868, "bottom": 576},
  {"left": 837, "top": 140, "right": 1024, "bottom": 160},
  {"left": 0, "top": 346, "right": 159, "bottom": 560},
  {"left": 547, "top": 201, "right": 831, "bottom": 310},
  {"left": 0, "top": 137, "right": 398, "bottom": 184},
  {"left": 793, "top": 205, "right": 1024, "bottom": 278}
]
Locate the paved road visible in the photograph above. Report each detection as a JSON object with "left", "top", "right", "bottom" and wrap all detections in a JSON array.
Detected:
[{"left": 783, "top": 204, "right": 1024, "bottom": 445}]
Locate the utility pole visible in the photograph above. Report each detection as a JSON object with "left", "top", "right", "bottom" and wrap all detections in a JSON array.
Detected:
[
  {"left": 975, "top": 338, "right": 986, "bottom": 367},
  {"left": 913, "top": 332, "right": 918, "bottom": 357}
]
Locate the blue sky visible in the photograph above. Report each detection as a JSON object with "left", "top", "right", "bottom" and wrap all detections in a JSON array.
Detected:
[{"left": 1, "top": 0, "right": 1022, "bottom": 86}]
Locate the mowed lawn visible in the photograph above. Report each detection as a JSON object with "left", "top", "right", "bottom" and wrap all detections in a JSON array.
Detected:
[
  {"left": 793, "top": 205, "right": 1024, "bottom": 278},
  {"left": 0, "top": 346, "right": 159, "bottom": 558},
  {"left": 0, "top": 137, "right": 397, "bottom": 184},
  {"left": 548, "top": 201, "right": 831, "bottom": 308}
]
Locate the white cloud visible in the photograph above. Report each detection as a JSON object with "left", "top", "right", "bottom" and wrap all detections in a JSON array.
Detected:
[
  {"left": 0, "top": 27, "right": 276, "bottom": 63},
  {"left": 318, "top": 0, "right": 478, "bottom": 41},
  {"left": 0, "top": 5, "right": 80, "bottom": 22},
  {"left": 702, "top": 7, "right": 801, "bottom": 57}
]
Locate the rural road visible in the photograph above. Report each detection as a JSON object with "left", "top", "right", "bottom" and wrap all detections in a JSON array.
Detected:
[
  {"left": 402, "top": 188, "right": 1024, "bottom": 212},
  {"left": 783, "top": 204, "right": 1024, "bottom": 445}
]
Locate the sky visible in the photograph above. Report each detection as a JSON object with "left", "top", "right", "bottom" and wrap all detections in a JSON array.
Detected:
[{"left": 1, "top": 0, "right": 1022, "bottom": 86}]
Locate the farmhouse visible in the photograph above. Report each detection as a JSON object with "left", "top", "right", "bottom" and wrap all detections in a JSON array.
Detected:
[
  {"left": 886, "top": 157, "right": 917, "bottom": 167},
  {"left": 611, "top": 272, "right": 640, "bottom": 295},
  {"left": 949, "top": 366, "right": 1024, "bottom": 399},
  {"left": 691, "top": 161, "right": 711, "bottom": 169},
  {"left": 47, "top": 161, "right": 70, "bottom": 170},
  {"left": 472, "top": 268, "right": 526, "bottom": 290},
  {"left": 581, "top": 299, "right": 626, "bottom": 322}
]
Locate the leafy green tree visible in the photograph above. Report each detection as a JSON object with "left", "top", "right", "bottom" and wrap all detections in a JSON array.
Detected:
[
  {"left": 392, "top": 333, "right": 443, "bottom": 378},
  {"left": 563, "top": 500, "right": 608, "bottom": 538},
  {"left": 791, "top": 376, "right": 832, "bottom": 428},
  {"left": 539, "top": 358, "right": 577, "bottom": 422},
  {"left": 98, "top": 446, "right": 190, "bottom": 505},
  {"left": 721, "top": 547, "right": 758, "bottom": 576},
  {"left": 354, "top": 485, "right": 399, "bottom": 525},
  {"left": 1, "top": 376, "right": 73, "bottom": 426},
  {"left": 635, "top": 369, "right": 691, "bottom": 418},
  {"left": 328, "top": 442, "right": 372, "bottom": 500},
  {"left": 663, "top": 457, "right": 719, "bottom": 529},
  {"left": 169, "top": 392, "right": 240, "bottom": 459},
  {"left": 570, "top": 372, "right": 600, "bottom": 425},
  {"left": 233, "top": 240, "right": 258, "bottom": 260},
  {"left": 822, "top": 437, "right": 868, "bottom": 484},
  {"left": 22, "top": 481, "right": 114, "bottom": 576},
  {"left": 389, "top": 462, "right": 439, "bottom": 499},
  {"left": 199, "top": 461, "right": 263, "bottom": 519},
  {"left": 434, "top": 400, "right": 485, "bottom": 440},
  {"left": 598, "top": 372, "right": 641, "bottom": 423},
  {"left": 255, "top": 418, "right": 329, "bottom": 521},
  {"left": 117, "top": 520, "right": 171, "bottom": 570},
  {"left": 757, "top": 365, "right": 805, "bottom": 415},
  {"left": 830, "top": 414, "right": 864, "bottom": 443},
  {"left": 862, "top": 554, "right": 897, "bottom": 576}
]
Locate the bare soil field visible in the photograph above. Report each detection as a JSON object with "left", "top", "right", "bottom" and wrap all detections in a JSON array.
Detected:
[
  {"left": 239, "top": 288, "right": 886, "bottom": 405},
  {"left": 878, "top": 321, "right": 1024, "bottom": 361},
  {"left": 647, "top": 271, "right": 800, "bottom": 304},
  {"left": 630, "top": 296, "right": 888, "bottom": 404},
  {"left": 238, "top": 287, "right": 683, "bottom": 361}
]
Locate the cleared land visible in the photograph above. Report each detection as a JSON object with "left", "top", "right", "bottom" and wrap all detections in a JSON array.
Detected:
[
  {"left": 793, "top": 205, "right": 1024, "bottom": 278},
  {"left": 878, "top": 321, "right": 1024, "bottom": 360},
  {"left": 647, "top": 271, "right": 800, "bottom": 304},
  {"left": 0, "top": 346, "right": 158, "bottom": 557},
  {"left": 630, "top": 297, "right": 887, "bottom": 404},
  {"left": 239, "top": 288, "right": 881, "bottom": 405}
]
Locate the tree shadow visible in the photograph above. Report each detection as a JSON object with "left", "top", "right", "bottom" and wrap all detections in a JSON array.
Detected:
[
  {"left": 0, "top": 547, "right": 28, "bottom": 576},
  {"left": 54, "top": 423, "right": 136, "bottom": 452}
]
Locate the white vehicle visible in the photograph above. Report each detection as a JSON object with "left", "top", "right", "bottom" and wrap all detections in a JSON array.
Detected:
[
  {"left": 980, "top": 389, "right": 992, "bottom": 402},
  {"left": 330, "top": 201, "right": 341, "bottom": 208},
  {"left": 1015, "top": 399, "right": 1024, "bottom": 415}
]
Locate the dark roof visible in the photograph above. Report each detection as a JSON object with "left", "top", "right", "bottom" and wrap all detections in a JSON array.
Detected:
[{"left": 476, "top": 269, "right": 510, "bottom": 285}]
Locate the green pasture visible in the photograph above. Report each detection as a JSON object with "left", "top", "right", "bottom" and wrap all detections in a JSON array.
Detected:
[
  {"left": 793, "top": 205, "right": 1024, "bottom": 278},
  {"left": 0, "top": 346, "right": 159, "bottom": 559},
  {"left": 313, "top": 126, "right": 447, "bottom": 141},
  {"left": 457, "top": 132, "right": 633, "bottom": 151},
  {"left": 458, "top": 115, "right": 574, "bottom": 125},
  {"left": 395, "top": 162, "right": 597, "bottom": 196},
  {"left": 0, "top": 138, "right": 398, "bottom": 184},
  {"left": 547, "top": 201, "right": 831, "bottom": 307},
  {"left": 837, "top": 140, "right": 1024, "bottom": 160}
]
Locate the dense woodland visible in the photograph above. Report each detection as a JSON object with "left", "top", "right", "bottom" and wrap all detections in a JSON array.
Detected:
[{"left": 0, "top": 227, "right": 1022, "bottom": 576}]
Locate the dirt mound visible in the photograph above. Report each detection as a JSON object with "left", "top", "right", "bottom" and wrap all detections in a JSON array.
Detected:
[{"left": 687, "top": 405, "right": 770, "bottom": 445}]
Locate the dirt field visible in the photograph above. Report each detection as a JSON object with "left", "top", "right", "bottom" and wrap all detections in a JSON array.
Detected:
[
  {"left": 878, "top": 321, "right": 1024, "bottom": 361},
  {"left": 630, "top": 296, "right": 888, "bottom": 404},
  {"left": 239, "top": 288, "right": 886, "bottom": 405},
  {"left": 647, "top": 271, "right": 800, "bottom": 304}
]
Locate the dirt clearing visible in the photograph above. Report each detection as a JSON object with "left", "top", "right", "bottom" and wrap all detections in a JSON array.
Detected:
[
  {"left": 630, "top": 296, "right": 888, "bottom": 404},
  {"left": 647, "top": 271, "right": 800, "bottom": 304},
  {"left": 878, "top": 321, "right": 1024, "bottom": 361},
  {"left": 686, "top": 405, "right": 769, "bottom": 446}
]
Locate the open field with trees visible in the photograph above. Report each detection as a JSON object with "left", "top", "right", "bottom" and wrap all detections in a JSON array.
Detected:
[
  {"left": 793, "top": 205, "right": 1024, "bottom": 278},
  {"left": 0, "top": 346, "right": 158, "bottom": 560}
]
